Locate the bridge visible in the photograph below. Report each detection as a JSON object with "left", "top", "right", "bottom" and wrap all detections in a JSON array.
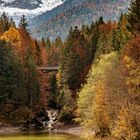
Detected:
[{"left": 37, "top": 66, "right": 59, "bottom": 72}]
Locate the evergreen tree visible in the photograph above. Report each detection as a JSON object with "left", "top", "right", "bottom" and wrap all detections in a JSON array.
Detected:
[
  {"left": 41, "top": 38, "right": 46, "bottom": 48},
  {"left": 19, "top": 15, "right": 28, "bottom": 30},
  {"left": 35, "top": 40, "right": 42, "bottom": 66},
  {"left": 60, "top": 27, "right": 84, "bottom": 92},
  {"left": 112, "top": 28, "right": 120, "bottom": 51},
  {"left": 48, "top": 74, "right": 58, "bottom": 108},
  {"left": 9, "top": 18, "right": 16, "bottom": 28},
  {"left": 98, "top": 16, "right": 104, "bottom": 25},
  {"left": 89, "top": 22, "right": 100, "bottom": 61},
  {"left": 55, "top": 37, "right": 63, "bottom": 47},
  {"left": 46, "top": 37, "right": 51, "bottom": 48},
  {"left": 57, "top": 27, "right": 91, "bottom": 122},
  {"left": 112, "top": 14, "right": 131, "bottom": 51},
  {"left": 128, "top": 0, "right": 140, "bottom": 35},
  {"left": 0, "top": 40, "right": 26, "bottom": 109},
  {"left": 25, "top": 47, "right": 40, "bottom": 109},
  {"left": 0, "top": 12, "right": 10, "bottom": 34}
]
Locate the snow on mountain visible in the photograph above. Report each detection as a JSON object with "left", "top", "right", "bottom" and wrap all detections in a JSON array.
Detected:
[
  {"left": 1, "top": 0, "right": 15, "bottom": 2},
  {"left": 0, "top": 0, "right": 64, "bottom": 19}
]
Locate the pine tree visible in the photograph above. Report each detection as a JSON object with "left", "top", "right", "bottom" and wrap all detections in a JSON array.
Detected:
[
  {"left": 34, "top": 40, "right": 42, "bottom": 66},
  {"left": 55, "top": 37, "right": 63, "bottom": 47},
  {"left": 128, "top": 0, "right": 140, "bottom": 35},
  {"left": 25, "top": 47, "right": 40, "bottom": 109},
  {"left": 9, "top": 18, "right": 16, "bottom": 28},
  {"left": 90, "top": 22, "right": 100, "bottom": 61},
  {"left": 41, "top": 38, "right": 46, "bottom": 48},
  {"left": 0, "top": 12, "right": 10, "bottom": 34},
  {"left": 46, "top": 37, "right": 51, "bottom": 48},
  {"left": 112, "top": 14, "right": 131, "bottom": 51},
  {"left": 48, "top": 74, "right": 58, "bottom": 108},
  {"left": 98, "top": 16, "right": 104, "bottom": 25},
  {"left": 19, "top": 15, "right": 28, "bottom": 30}
]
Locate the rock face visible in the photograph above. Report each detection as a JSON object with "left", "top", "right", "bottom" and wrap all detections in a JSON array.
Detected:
[
  {"left": 0, "top": 122, "right": 6, "bottom": 127},
  {"left": 21, "top": 108, "right": 59, "bottom": 131},
  {"left": 46, "top": 109, "right": 59, "bottom": 131}
]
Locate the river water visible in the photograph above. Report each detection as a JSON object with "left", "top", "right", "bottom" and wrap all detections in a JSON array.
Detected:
[{"left": 0, "top": 134, "right": 86, "bottom": 140}]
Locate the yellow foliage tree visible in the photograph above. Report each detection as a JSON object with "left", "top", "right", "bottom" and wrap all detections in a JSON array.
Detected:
[
  {"left": 0, "top": 27, "right": 20, "bottom": 45},
  {"left": 112, "top": 36, "right": 140, "bottom": 140},
  {"left": 77, "top": 52, "right": 119, "bottom": 137}
]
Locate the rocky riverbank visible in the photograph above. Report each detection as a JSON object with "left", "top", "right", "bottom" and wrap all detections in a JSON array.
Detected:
[
  {"left": 0, "top": 108, "right": 87, "bottom": 137},
  {"left": 0, "top": 125, "right": 85, "bottom": 136},
  {"left": 0, "top": 127, "right": 21, "bottom": 135}
]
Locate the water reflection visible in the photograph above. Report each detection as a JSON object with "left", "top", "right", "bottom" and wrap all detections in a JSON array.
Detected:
[{"left": 0, "top": 134, "right": 86, "bottom": 140}]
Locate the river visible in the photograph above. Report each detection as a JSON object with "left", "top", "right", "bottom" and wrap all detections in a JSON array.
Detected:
[{"left": 0, "top": 134, "right": 86, "bottom": 140}]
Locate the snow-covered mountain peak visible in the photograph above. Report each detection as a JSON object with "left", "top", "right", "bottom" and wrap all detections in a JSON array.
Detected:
[
  {"left": 0, "top": 0, "right": 64, "bottom": 19},
  {"left": 1, "top": 0, "right": 15, "bottom": 2}
]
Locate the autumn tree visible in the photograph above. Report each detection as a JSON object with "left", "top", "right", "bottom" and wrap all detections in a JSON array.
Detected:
[
  {"left": 113, "top": 36, "right": 140, "bottom": 140},
  {"left": 77, "top": 53, "right": 119, "bottom": 137},
  {"left": 1, "top": 27, "right": 20, "bottom": 45},
  {"left": 77, "top": 27, "right": 139, "bottom": 139},
  {"left": 46, "top": 37, "right": 62, "bottom": 66}
]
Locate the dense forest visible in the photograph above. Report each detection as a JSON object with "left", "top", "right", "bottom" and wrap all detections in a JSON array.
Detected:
[
  {"left": 31, "top": 0, "right": 129, "bottom": 40},
  {"left": 0, "top": 0, "right": 139, "bottom": 139}
]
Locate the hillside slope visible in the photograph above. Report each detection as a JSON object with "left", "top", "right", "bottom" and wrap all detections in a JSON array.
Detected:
[{"left": 30, "top": 0, "right": 130, "bottom": 40}]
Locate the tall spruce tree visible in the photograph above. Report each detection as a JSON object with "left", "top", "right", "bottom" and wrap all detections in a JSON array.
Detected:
[
  {"left": 25, "top": 47, "right": 40, "bottom": 109},
  {"left": 19, "top": 15, "right": 28, "bottom": 30},
  {"left": 0, "top": 12, "right": 10, "bottom": 34},
  {"left": 128, "top": 0, "right": 140, "bottom": 35},
  {"left": 46, "top": 38, "right": 51, "bottom": 48},
  {"left": 9, "top": 18, "right": 16, "bottom": 28},
  {"left": 90, "top": 22, "right": 99, "bottom": 60},
  {"left": 112, "top": 14, "right": 131, "bottom": 51},
  {"left": 35, "top": 40, "right": 42, "bottom": 66},
  {"left": 98, "top": 16, "right": 104, "bottom": 25},
  {"left": 48, "top": 74, "right": 58, "bottom": 108}
]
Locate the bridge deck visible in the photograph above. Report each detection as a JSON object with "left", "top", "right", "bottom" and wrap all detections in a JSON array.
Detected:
[{"left": 37, "top": 66, "right": 59, "bottom": 71}]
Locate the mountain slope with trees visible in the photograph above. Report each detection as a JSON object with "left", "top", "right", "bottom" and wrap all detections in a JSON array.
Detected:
[{"left": 30, "top": 0, "right": 130, "bottom": 40}]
